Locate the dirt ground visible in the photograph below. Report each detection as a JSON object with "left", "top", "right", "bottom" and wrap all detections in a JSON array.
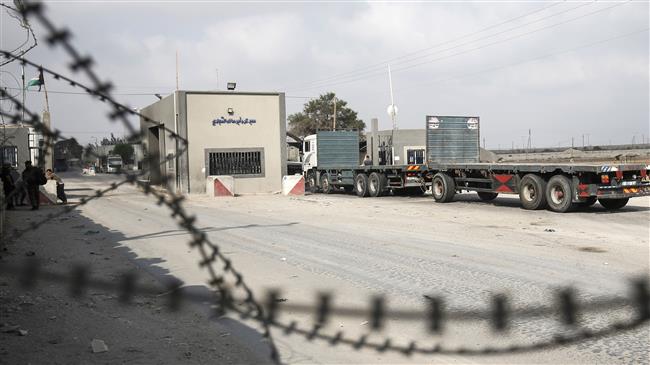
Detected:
[
  {"left": 0, "top": 204, "right": 272, "bottom": 364},
  {"left": 1, "top": 172, "right": 649, "bottom": 364}
]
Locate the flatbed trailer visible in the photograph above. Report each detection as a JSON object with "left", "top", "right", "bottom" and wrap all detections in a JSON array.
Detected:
[{"left": 303, "top": 117, "right": 650, "bottom": 213}]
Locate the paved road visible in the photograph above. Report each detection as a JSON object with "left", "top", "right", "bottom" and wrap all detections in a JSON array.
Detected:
[{"left": 67, "top": 173, "right": 649, "bottom": 364}]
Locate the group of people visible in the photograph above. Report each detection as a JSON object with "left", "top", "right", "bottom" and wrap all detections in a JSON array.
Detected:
[{"left": 0, "top": 160, "right": 67, "bottom": 211}]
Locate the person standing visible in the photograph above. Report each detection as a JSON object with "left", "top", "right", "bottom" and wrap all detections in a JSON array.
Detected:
[
  {"left": 46, "top": 168, "right": 67, "bottom": 204},
  {"left": 362, "top": 155, "right": 373, "bottom": 166},
  {"left": 22, "top": 160, "right": 45, "bottom": 210},
  {"left": 1, "top": 164, "right": 15, "bottom": 210}
]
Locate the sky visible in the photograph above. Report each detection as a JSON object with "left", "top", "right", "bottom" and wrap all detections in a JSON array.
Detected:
[{"left": 1, "top": 1, "right": 648, "bottom": 149}]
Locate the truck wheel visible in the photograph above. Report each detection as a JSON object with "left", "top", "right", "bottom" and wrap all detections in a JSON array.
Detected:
[
  {"left": 519, "top": 174, "right": 547, "bottom": 210},
  {"left": 576, "top": 196, "right": 598, "bottom": 208},
  {"left": 307, "top": 172, "right": 319, "bottom": 193},
  {"left": 477, "top": 192, "right": 498, "bottom": 201},
  {"left": 598, "top": 198, "right": 629, "bottom": 210},
  {"left": 321, "top": 173, "right": 333, "bottom": 194},
  {"left": 354, "top": 173, "right": 369, "bottom": 197},
  {"left": 432, "top": 173, "right": 455, "bottom": 203},
  {"left": 368, "top": 172, "right": 384, "bottom": 198},
  {"left": 546, "top": 175, "right": 574, "bottom": 213}
]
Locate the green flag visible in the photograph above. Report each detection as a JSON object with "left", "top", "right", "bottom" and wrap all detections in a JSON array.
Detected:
[{"left": 26, "top": 68, "right": 44, "bottom": 91}]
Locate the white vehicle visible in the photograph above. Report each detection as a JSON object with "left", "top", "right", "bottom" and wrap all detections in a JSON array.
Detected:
[{"left": 106, "top": 155, "right": 123, "bottom": 173}]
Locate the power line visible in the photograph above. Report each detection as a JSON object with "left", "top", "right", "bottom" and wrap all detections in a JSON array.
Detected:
[
  {"left": 283, "top": 2, "right": 565, "bottom": 90},
  {"left": 395, "top": 27, "right": 649, "bottom": 93},
  {"left": 288, "top": 1, "right": 630, "bottom": 92},
  {"left": 4, "top": 87, "right": 314, "bottom": 99}
]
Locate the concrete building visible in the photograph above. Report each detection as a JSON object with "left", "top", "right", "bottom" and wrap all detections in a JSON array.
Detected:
[
  {"left": 0, "top": 124, "right": 44, "bottom": 173},
  {"left": 139, "top": 91, "right": 286, "bottom": 194},
  {"left": 366, "top": 119, "right": 426, "bottom": 166}
]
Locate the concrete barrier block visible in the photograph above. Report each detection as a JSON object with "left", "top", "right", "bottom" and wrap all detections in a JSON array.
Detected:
[
  {"left": 206, "top": 176, "right": 235, "bottom": 197},
  {"left": 40, "top": 181, "right": 57, "bottom": 205},
  {"left": 282, "top": 175, "right": 305, "bottom": 196}
]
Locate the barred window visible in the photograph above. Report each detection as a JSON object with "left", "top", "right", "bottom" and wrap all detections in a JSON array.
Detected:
[
  {"left": 207, "top": 149, "right": 264, "bottom": 177},
  {"left": 0, "top": 146, "right": 18, "bottom": 167}
]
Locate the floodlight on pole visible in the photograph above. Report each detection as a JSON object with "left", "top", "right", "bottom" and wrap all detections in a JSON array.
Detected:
[{"left": 386, "top": 64, "right": 398, "bottom": 131}]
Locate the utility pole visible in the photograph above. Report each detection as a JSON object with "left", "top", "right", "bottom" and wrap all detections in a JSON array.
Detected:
[
  {"left": 332, "top": 96, "right": 337, "bottom": 131},
  {"left": 582, "top": 134, "right": 585, "bottom": 148},
  {"left": 21, "top": 58, "right": 25, "bottom": 126},
  {"left": 571, "top": 137, "right": 574, "bottom": 148},
  {"left": 215, "top": 68, "right": 219, "bottom": 90},
  {"left": 175, "top": 50, "right": 179, "bottom": 90}
]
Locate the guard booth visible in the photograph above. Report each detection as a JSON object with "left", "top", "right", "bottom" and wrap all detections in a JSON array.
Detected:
[{"left": 140, "top": 91, "right": 287, "bottom": 194}]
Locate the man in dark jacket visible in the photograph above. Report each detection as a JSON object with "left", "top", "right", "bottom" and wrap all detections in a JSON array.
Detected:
[
  {"left": 22, "top": 160, "right": 44, "bottom": 210},
  {"left": 1, "top": 164, "right": 15, "bottom": 210}
]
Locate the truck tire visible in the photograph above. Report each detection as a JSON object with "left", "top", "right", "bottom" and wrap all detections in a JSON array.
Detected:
[
  {"left": 576, "top": 196, "right": 598, "bottom": 208},
  {"left": 321, "top": 173, "right": 333, "bottom": 194},
  {"left": 368, "top": 172, "right": 386, "bottom": 197},
  {"left": 354, "top": 173, "right": 369, "bottom": 197},
  {"left": 598, "top": 198, "right": 629, "bottom": 210},
  {"left": 519, "top": 174, "right": 547, "bottom": 210},
  {"left": 432, "top": 173, "right": 455, "bottom": 203},
  {"left": 546, "top": 175, "right": 575, "bottom": 213},
  {"left": 306, "top": 172, "right": 319, "bottom": 193},
  {"left": 477, "top": 192, "right": 498, "bottom": 201}
]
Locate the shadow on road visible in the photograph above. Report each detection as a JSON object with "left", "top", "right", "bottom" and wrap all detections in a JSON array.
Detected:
[{"left": 1, "top": 201, "right": 274, "bottom": 364}]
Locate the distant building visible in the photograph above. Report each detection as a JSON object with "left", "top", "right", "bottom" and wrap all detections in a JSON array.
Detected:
[
  {"left": 139, "top": 91, "right": 287, "bottom": 194},
  {"left": 365, "top": 119, "right": 426, "bottom": 166}
]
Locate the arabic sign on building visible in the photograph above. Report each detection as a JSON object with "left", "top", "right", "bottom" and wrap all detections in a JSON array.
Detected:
[{"left": 212, "top": 117, "right": 257, "bottom": 126}]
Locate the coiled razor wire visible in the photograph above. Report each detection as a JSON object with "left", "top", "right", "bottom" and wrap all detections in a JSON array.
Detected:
[{"left": 0, "top": 1, "right": 648, "bottom": 362}]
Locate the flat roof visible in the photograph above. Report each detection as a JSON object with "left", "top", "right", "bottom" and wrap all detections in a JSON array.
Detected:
[{"left": 181, "top": 90, "right": 284, "bottom": 96}]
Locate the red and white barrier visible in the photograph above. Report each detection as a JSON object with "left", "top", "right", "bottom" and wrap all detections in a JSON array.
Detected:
[
  {"left": 206, "top": 176, "right": 235, "bottom": 197},
  {"left": 282, "top": 175, "right": 305, "bottom": 196},
  {"left": 40, "top": 181, "right": 57, "bottom": 205}
]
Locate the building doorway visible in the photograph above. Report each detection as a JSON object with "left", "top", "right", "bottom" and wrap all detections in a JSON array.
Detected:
[{"left": 148, "top": 126, "right": 162, "bottom": 184}]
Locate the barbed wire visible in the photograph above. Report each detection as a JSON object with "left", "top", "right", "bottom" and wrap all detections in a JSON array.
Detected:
[
  {"left": 1, "top": 259, "right": 648, "bottom": 357},
  {"left": 0, "top": 1, "right": 648, "bottom": 362},
  {"left": 0, "top": 2, "right": 39, "bottom": 67},
  {"left": 1, "top": 0, "right": 280, "bottom": 358}
]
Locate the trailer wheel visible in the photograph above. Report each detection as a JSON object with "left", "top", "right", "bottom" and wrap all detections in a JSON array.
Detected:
[
  {"left": 519, "top": 174, "right": 547, "bottom": 210},
  {"left": 368, "top": 172, "right": 386, "bottom": 197},
  {"left": 477, "top": 192, "right": 498, "bottom": 201},
  {"left": 576, "top": 196, "right": 598, "bottom": 208},
  {"left": 306, "top": 172, "right": 319, "bottom": 193},
  {"left": 546, "top": 175, "right": 575, "bottom": 213},
  {"left": 598, "top": 198, "right": 629, "bottom": 210},
  {"left": 321, "top": 173, "right": 333, "bottom": 194},
  {"left": 354, "top": 173, "right": 369, "bottom": 197},
  {"left": 432, "top": 173, "right": 455, "bottom": 202}
]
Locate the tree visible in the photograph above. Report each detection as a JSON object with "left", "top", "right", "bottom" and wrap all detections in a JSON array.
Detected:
[
  {"left": 288, "top": 92, "right": 365, "bottom": 138},
  {"left": 112, "top": 143, "right": 134, "bottom": 163}
]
